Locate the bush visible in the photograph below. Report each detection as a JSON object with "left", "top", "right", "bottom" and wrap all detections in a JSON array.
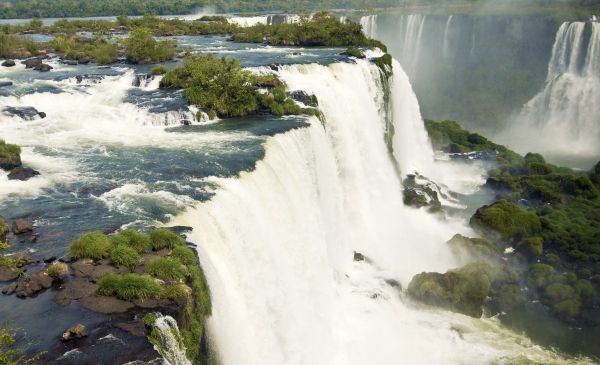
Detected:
[
  {"left": 46, "top": 262, "right": 68, "bottom": 279},
  {"left": 149, "top": 229, "right": 185, "bottom": 250},
  {"left": 123, "top": 28, "right": 176, "bottom": 64},
  {"left": 147, "top": 257, "right": 187, "bottom": 281},
  {"left": 110, "top": 244, "right": 140, "bottom": 270},
  {"left": 151, "top": 65, "right": 169, "bottom": 75},
  {"left": 171, "top": 245, "right": 197, "bottom": 266},
  {"left": 528, "top": 263, "right": 555, "bottom": 288},
  {"left": 344, "top": 46, "right": 365, "bottom": 58},
  {"left": 97, "top": 273, "right": 162, "bottom": 301},
  {"left": 112, "top": 229, "right": 151, "bottom": 253},
  {"left": 470, "top": 200, "right": 541, "bottom": 241},
  {"left": 0, "top": 140, "right": 21, "bottom": 170},
  {"left": 69, "top": 231, "right": 112, "bottom": 260}
]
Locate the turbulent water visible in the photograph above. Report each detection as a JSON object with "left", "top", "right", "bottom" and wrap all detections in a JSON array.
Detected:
[
  {"left": 502, "top": 20, "right": 600, "bottom": 162},
  {"left": 173, "top": 59, "right": 589, "bottom": 364}
]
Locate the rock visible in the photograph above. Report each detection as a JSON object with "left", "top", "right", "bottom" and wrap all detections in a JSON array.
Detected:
[
  {"left": 1, "top": 60, "right": 16, "bottom": 67},
  {"left": 133, "top": 74, "right": 154, "bottom": 87},
  {"left": 80, "top": 295, "right": 134, "bottom": 314},
  {"left": 2, "top": 282, "right": 18, "bottom": 294},
  {"left": 61, "top": 60, "right": 78, "bottom": 66},
  {"left": 353, "top": 252, "right": 365, "bottom": 262},
  {"left": 43, "top": 256, "right": 56, "bottom": 263},
  {"left": 166, "top": 226, "right": 193, "bottom": 235},
  {"left": 132, "top": 298, "right": 174, "bottom": 309},
  {"left": 12, "top": 219, "right": 33, "bottom": 235},
  {"left": 0, "top": 81, "right": 13, "bottom": 87},
  {"left": 7, "top": 251, "right": 34, "bottom": 267},
  {"left": 7, "top": 50, "right": 31, "bottom": 59},
  {"left": 8, "top": 167, "right": 40, "bottom": 181},
  {"left": 22, "top": 58, "right": 43, "bottom": 69},
  {"left": 447, "top": 234, "right": 500, "bottom": 262},
  {"left": 61, "top": 324, "right": 87, "bottom": 341},
  {"left": 71, "top": 259, "right": 128, "bottom": 281},
  {"left": 2, "top": 106, "right": 46, "bottom": 121},
  {"left": 75, "top": 74, "right": 105, "bottom": 84},
  {"left": 55, "top": 277, "right": 97, "bottom": 306},
  {"left": 0, "top": 216, "right": 8, "bottom": 242},
  {"left": 289, "top": 91, "right": 318, "bottom": 107},
  {"left": 0, "top": 267, "right": 20, "bottom": 282},
  {"left": 115, "top": 321, "right": 146, "bottom": 337},
  {"left": 34, "top": 63, "right": 53, "bottom": 72},
  {"left": 13, "top": 270, "right": 53, "bottom": 298},
  {"left": 78, "top": 57, "right": 91, "bottom": 65}
]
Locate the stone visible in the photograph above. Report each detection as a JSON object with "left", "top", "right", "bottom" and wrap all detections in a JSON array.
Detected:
[
  {"left": 353, "top": 252, "right": 365, "bottom": 262},
  {"left": 1, "top": 60, "right": 15, "bottom": 67},
  {"left": 2, "top": 282, "right": 18, "bottom": 294},
  {"left": 8, "top": 167, "right": 40, "bottom": 181},
  {"left": 115, "top": 321, "right": 146, "bottom": 337},
  {"left": 55, "top": 278, "right": 97, "bottom": 306},
  {"left": 2, "top": 106, "right": 46, "bottom": 121},
  {"left": 43, "top": 256, "right": 56, "bottom": 263},
  {"left": 80, "top": 295, "right": 134, "bottom": 314},
  {"left": 0, "top": 81, "right": 13, "bottom": 87},
  {"left": 34, "top": 63, "right": 53, "bottom": 72},
  {"left": 22, "top": 58, "right": 42, "bottom": 69},
  {"left": 12, "top": 219, "right": 33, "bottom": 235},
  {"left": 7, "top": 251, "right": 34, "bottom": 267},
  {"left": 166, "top": 226, "right": 193, "bottom": 235},
  {"left": 61, "top": 324, "right": 87, "bottom": 341},
  {"left": 14, "top": 270, "right": 53, "bottom": 298},
  {"left": 71, "top": 259, "right": 128, "bottom": 281},
  {"left": 0, "top": 267, "right": 20, "bottom": 282}
]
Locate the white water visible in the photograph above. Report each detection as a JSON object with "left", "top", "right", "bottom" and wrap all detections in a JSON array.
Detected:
[
  {"left": 360, "top": 15, "right": 378, "bottom": 38},
  {"left": 172, "top": 60, "right": 586, "bottom": 364},
  {"left": 153, "top": 314, "right": 192, "bottom": 365},
  {"left": 501, "top": 20, "right": 600, "bottom": 158},
  {"left": 442, "top": 15, "right": 454, "bottom": 59}
]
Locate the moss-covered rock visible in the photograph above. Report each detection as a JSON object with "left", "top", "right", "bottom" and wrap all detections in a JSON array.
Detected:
[
  {"left": 447, "top": 234, "right": 500, "bottom": 261},
  {"left": 470, "top": 200, "right": 541, "bottom": 242},
  {"left": 0, "top": 140, "right": 22, "bottom": 171}
]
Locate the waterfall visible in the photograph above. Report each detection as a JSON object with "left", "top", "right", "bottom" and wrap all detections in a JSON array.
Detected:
[
  {"left": 172, "top": 59, "right": 580, "bottom": 364},
  {"left": 360, "top": 15, "right": 377, "bottom": 38},
  {"left": 504, "top": 20, "right": 600, "bottom": 158},
  {"left": 442, "top": 15, "right": 454, "bottom": 59},
  {"left": 152, "top": 314, "right": 192, "bottom": 365}
]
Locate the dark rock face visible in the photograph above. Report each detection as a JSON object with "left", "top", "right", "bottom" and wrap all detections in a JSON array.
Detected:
[
  {"left": 1, "top": 60, "right": 16, "bottom": 67},
  {"left": 80, "top": 295, "right": 135, "bottom": 314},
  {"left": 34, "top": 63, "right": 53, "bottom": 72},
  {"left": 13, "top": 270, "right": 53, "bottom": 298},
  {"left": 289, "top": 91, "right": 318, "bottom": 107},
  {"left": 133, "top": 74, "right": 154, "bottom": 87},
  {"left": 22, "top": 58, "right": 43, "bottom": 69},
  {"left": 2, "top": 106, "right": 46, "bottom": 121},
  {"left": 0, "top": 81, "right": 13, "bottom": 87},
  {"left": 75, "top": 75, "right": 106, "bottom": 84},
  {"left": 8, "top": 167, "right": 40, "bottom": 181},
  {"left": 12, "top": 219, "right": 33, "bottom": 235}
]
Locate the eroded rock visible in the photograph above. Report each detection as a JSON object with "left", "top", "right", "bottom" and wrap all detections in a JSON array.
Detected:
[
  {"left": 8, "top": 167, "right": 40, "bottom": 181},
  {"left": 12, "top": 219, "right": 33, "bottom": 235},
  {"left": 61, "top": 324, "right": 87, "bottom": 341},
  {"left": 1, "top": 60, "right": 15, "bottom": 67},
  {"left": 80, "top": 295, "right": 135, "bottom": 314}
]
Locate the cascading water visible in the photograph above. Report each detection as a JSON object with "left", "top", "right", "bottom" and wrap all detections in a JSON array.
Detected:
[
  {"left": 152, "top": 314, "right": 193, "bottom": 365},
  {"left": 173, "top": 59, "right": 585, "bottom": 364},
  {"left": 360, "top": 15, "right": 378, "bottom": 39},
  {"left": 502, "top": 20, "right": 600, "bottom": 160}
]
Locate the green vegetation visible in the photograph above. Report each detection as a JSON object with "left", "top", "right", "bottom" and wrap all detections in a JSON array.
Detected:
[
  {"left": 0, "top": 141, "right": 21, "bottom": 171},
  {"left": 97, "top": 273, "right": 164, "bottom": 301},
  {"left": 231, "top": 12, "right": 386, "bottom": 50},
  {"left": 69, "top": 231, "right": 113, "bottom": 260},
  {"left": 149, "top": 228, "right": 186, "bottom": 250},
  {"left": 147, "top": 257, "right": 188, "bottom": 281},
  {"left": 470, "top": 200, "right": 542, "bottom": 242},
  {"left": 161, "top": 54, "right": 319, "bottom": 119},
  {"left": 0, "top": 33, "right": 40, "bottom": 59},
  {"left": 374, "top": 53, "right": 393, "bottom": 76},
  {"left": 151, "top": 65, "right": 169, "bottom": 75},
  {"left": 110, "top": 245, "right": 140, "bottom": 271},
  {"left": 123, "top": 28, "right": 176, "bottom": 64},
  {"left": 0, "top": 326, "right": 44, "bottom": 364},
  {"left": 46, "top": 262, "right": 68, "bottom": 279},
  {"left": 112, "top": 229, "right": 151, "bottom": 254},
  {"left": 343, "top": 46, "right": 365, "bottom": 59}
]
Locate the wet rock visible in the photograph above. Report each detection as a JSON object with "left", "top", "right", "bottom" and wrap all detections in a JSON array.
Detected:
[
  {"left": 12, "top": 219, "right": 33, "bottom": 235},
  {"left": 43, "top": 256, "right": 57, "bottom": 263},
  {"left": 289, "top": 91, "right": 318, "bottom": 107},
  {"left": 22, "top": 58, "right": 43, "bottom": 69},
  {"left": 2, "top": 282, "right": 18, "bottom": 294},
  {"left": 61, "top": 324, "right": 87, "bottom": 341},
  {"left": 385, "top": 279, "right": 402, "bottom": 290},
  {"left": 71, "top": 259, "right": 128, "bottom": 281},
  {"left": 133, "top": 74, "right": 154, "bottom": 87},
  {"left": 2, "top": 106, "right": 46, "bottom": 121},
  {"left": 75, "top": 74, "right": 105, "bottom": 84},
  {"left": 0, "top": 81, "right": 13, "bottom": 87},
  {"left": 7, "top": 251, "right": 34, "bottom": 267},
  {"left": 0, "top": 267, "right": 20, "bottom": 282},
  {"left": 115, "top": 321, "right": 146, "bottom": 337},
  {"left": 61, "top": 60, "right": 78, "bottom": 66},
  {"left": 80, "top": 295, "right": 134, "bottom": 314},
  {"left": 1, "top": 60, "right": 16, "bottom": 67},
  {"left": 14, "top": 270, "right": 53, "bottom": 298},
  {"left": 132, "top": 298, "right": 174, "bottom": 309},
  {"left": 8, "top": 167, "right": 40, "bottom": 181},
  {"left": 34, "top": 63, "right": 53, "bottom": 72},
  {"left": 166, "top": 226, "right": 193, "bottom": 235},
  {"left": 78, "top": 57, "right": 91, "bottom": 65},
  {"left": 353, "top": 252, "right": 365, "bottom": 262},
  {"left": 8, "top": 50, "right": 31, "bottom": 59},
  {"left": 55, "top": 278, "right": 97, "bottom": 306}
]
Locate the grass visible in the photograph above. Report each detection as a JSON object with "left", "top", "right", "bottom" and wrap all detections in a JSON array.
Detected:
[
  {"left": 112, "top": 229, "right": 151, "bottom": 253},
  {"left": 46, "top": 262, "right": 68, "bottom": 279},
  {"left": 171, "top": 246, "right": 197, "bottom": 266},
  {"left": 96, "top": 273, "right": 163, "bottom": 301},
  {"left": 147, "top": 257, "right": 187, "bottom": 281},
  {"left": 151, "top": 65, "right": 169, "bottom": 75},
  {"left": 109, "top": 244, "right": 140, "bottom": 271},
  {"left": 149, "top": 228, "right": 185, "bottom": 250},
  {"left": 69, "top": 231, "right": 112, "bottom": 260}
]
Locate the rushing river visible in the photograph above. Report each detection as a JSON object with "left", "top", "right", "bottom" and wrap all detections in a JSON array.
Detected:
[{"left": 0, "top": 33, "right": 596, "bottom": 364}]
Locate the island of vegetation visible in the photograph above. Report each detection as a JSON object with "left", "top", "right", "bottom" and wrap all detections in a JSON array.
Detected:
[{"left": 407, "top": 120, "right": 600, "bottom": 333}]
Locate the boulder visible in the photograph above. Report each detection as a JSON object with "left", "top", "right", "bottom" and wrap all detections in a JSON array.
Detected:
[
  {"left": 80, "top": 295, "right": 134, "bottom": 314},
  {"left": 61, "top": 324, "right": 88, "bottom": 341},
  {"left": 22, "top": 58, "right": 43, "bottom": 69},
  {"left": 0, "top": 81, "right": 13, "bottom": 87},
  {"left": 78, "top": 57, "right": 91, "bottom": 65},
  {"left": 289, "top": 91, "right": 318, "bottom": 107},
  {"left": 7, "top": 251, "right": 34, "bottom": 267},
  {"left": 13, "top": 270, "right": 53, "bottom": 298},
  {"left": 2, "top": 282, "right": 18, "bottom": 294},
  {"left": 0, "top": 216, "right": 8, "bottom": 242},
  {"left": 7, "top": 167, "right": 40, "bottom": 181},
  {"left": 2, "top": 106, "right": 46, "bottom": 121},
  {"left": 0, "top": 267, "right": 20, "bottom": 282},
  {"left": 12, "top": 219, "right": 33, "bottom": 235},
  {"left": 61, "top": 60, "right": 78, "bottom": 66},
  {"left": 55, "top": 277, "right": 97, "bottom": 306},
  {"left": 1, "top": 60, "right": 16, "bottom": 67},
  {"left": 34, "top": 63, "right": 53, "bottom": 72},
  {"left": 43, "top": 256, "right": 56, "bottom": 263},
  {"left": 7, "top": 50, "right": 31, "bottom": 59},
  {"left": 71, "top": 259, "right": 128, "bottom": 281}
]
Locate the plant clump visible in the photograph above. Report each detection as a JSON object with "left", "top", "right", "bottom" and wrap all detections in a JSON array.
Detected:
[
  {"left": 149, "top": 228, "right": 185, "bottom": 250},
  {"left": 46, "top": 262, "right": 68, "bottom": 279},
  {"left": 112, "top": 229, "right": 151, "bottom": 253},
  {"left": 109, "top": 244, "right": 140, "bottom": 271},
  {"left": 69, "top": 231, "right": 113, "bottom": 260}
]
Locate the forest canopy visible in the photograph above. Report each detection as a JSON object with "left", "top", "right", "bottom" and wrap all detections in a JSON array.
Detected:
[{"left": 1, "top": 0, "right": 598, "bottom": 19}]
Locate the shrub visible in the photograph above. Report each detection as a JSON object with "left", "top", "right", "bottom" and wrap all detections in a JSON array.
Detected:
[
  {"left": 344, "top": 46, "right": 365, "bottom": 58},
  {"left": 123, "top": 28, "right": 176, "bottom": 64},
  {"left": 46, "top": 262, "right": 68, "bottom": 279},
  {"left": 149, "top": 229, "right": 185, "bottom": 250},
  {"left": 528, "top": 263, "right": 555, "bottom": 288},
  {"left": 97, "top": 273, "right": 162, "bottom": 301},
  {"left": 110, "top": 244, "right": 140, "bottom": 271},
  {"left": 112, "top": 229, "right": 151, "bottom": 253},
  {"left": 553, "top": 299, "right": 581, "bottom": 318},
  {"left": 171, "top": 245, "right": 197, "bottom": 266},
  {"left": 0, "top": 140, "right": 21, "bottom": 170},
  {"left": 470, "top": 200, "right": 541, "bottom": 241},
  {"left": 517, "top": 236, "right": 544, "bottom": 257},
  {"left": 375, "top": 53, "right": 393, "bottom": 75},
  {"left": 151, "top": 65, "right": 169, "bottom": 75},
  {"left": 147, "top": 257, "right": 187, "bottom": 281},
  {"left": 69, "top": 231, "right": 112, "bottom": 260},
  {"left": 86, "top": 41, "right": 118, "bottom": 65}
]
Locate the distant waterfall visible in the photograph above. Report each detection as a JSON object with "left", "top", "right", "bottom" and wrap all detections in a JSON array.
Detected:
[
  {"left": 506, "top": 20, "right": 600, "bottom": 158},
  {"left": 360, "top": 15, "right": 378, "bottom": 38}
]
